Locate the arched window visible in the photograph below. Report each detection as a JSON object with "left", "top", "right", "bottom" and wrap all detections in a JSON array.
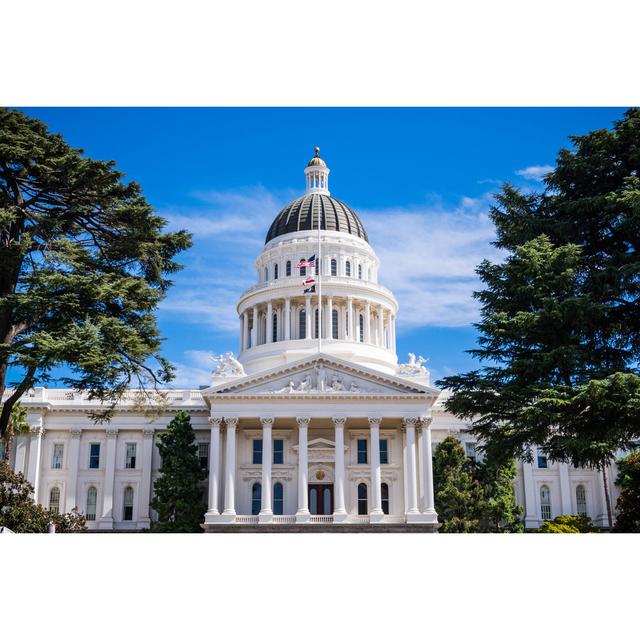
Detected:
[
  {"left": 86, "top": 486, "right": 97, "bottom": 521},
  {"left": 49, "top": 486, "right": 61, "bottom": 514},
  {"left": 332, "top": 308, "right": 338, "bottom": 339},
  {"left": 286, "top": 260, "right": 292, "bottom": 277},
  {"left": 252, "top": 483, "right": 262, "bottom": 516},
  {"left": 357, "top": 483, "right": 368, "bottom": 515},
  {"left": 358, "top": 264, "right": 363, "bottom": 279},
  {"left": 299, "top": 258, "right": 306, "bottom": 277},
  {"left": 359, "top": 314, "right": 364, "bottom": 342},
  {"left": 274, "top": 263, "right": 279, "bottom": 280},
  {"left": 273, "top": 482, "right": 284, "bottom": 515},
  {"left": 123, "top": 486, "right": 134, "bottom": 521},
  {"left": 264, "top": 267, "right": 269, "bottom": 281},
  {"left": 576, "top": 484, "right": 587, "bottom": 516},
  {"left": 540, "top": 485, "right": 551, "bottom": 521},
  {"left": 381, "top": 483, "right": 390, "bottom": 515},
  {"left": 314, "top": 308, "right": 319, "bottom": 339},
  {"left": 299, "top": 309, "right": 306, "bottom": 339},
  {"left": 345, "top": 261, "right": 351, "bottom": 277},
  {"left": 331, "top": 258, "right": 337, "bottom": 276},
  {"left": 272, "top": 313, "right": 278, "bottom": 342}
]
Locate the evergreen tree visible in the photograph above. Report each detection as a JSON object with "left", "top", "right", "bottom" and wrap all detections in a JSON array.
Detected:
[
  {"left": 1, "top": 402, "right": 29, "bottom": 462},
  {"left": 0, "top": 108, "right": 192, "bottom": 438},
  {"left": 613, "top": 450, "right": 640, "bottom": 533},
  {"left": 439, "top": 109, "right": 640, "bottom": 528},
  {"left": 151, "top": 411, "right": 206, "bottom": 532}
]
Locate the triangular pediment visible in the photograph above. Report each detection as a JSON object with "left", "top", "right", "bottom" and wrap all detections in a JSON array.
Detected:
[{"left": 202, "top": 355, "right": 439, "bottom": 398}]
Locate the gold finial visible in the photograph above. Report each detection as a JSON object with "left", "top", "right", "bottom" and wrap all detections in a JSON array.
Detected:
[{"left": 314, "top": 146, "right": 320, "bottom": 156}]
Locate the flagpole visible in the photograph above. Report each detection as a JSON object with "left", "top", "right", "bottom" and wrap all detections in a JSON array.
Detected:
[{"left": 317, "top": 205, "right": 322, "bottom": 354}]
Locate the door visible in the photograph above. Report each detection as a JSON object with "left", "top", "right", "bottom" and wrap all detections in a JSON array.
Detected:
[{"left": 308, "top": 484, "right": 334, "bottom": 515}]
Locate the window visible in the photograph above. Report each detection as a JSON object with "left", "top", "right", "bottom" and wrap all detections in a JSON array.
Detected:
[
  {"left": 49, "top": 486, "right": 61, "bottom": 514},
  {"left": 86, "top": 486, "right": 97, "bottom": 521},
  {"left": 331, "top": 258, "right": 337, "bottom": 276},
  {"left": 576, "top": 484, "right": 587, "bottom": 516},
  {"left": 89, "top": 443, "right": 100, "bottom": 469},
  {"left": 52, "top": 443, "right": 64, "bottom": 469},
  {"left": 253, "top": 439, "right": 263, "bottom": 465},
  {"left": 379, "top": 439, "right": 389, "bottom": 464},
  {"left": 125, "top": 443, "right": 137, "bottom": 469},
  {"left": 273, "top": 439, "right": 284, "bottom": 465},
  {"left": 357, "top": 483, "right": 368, "bottom": 515},
  {"left": 359, "top": 314, "right": 364, "bottom": 342},
  {"left": 274, "top": 263, "right": 278, "bottom": 280},
  {"left": 198, "top": 442, "right": 209, "bottom": 471},
  {"left": 299, "top": 309, "right": 306, "bottom": 339},
  {"left": 345, "top": 261, "right": 351, "bottom": 277},
  {"left": 299, "top": 258, "right": 306, "bottom": 277},
  {"left": 123, "top": 486, "right": 134, "bottom": 521},
  {"left": 358, "top": 264, "right": 363, "bottom": 279},
  {"left": 357, "top": 439, "right": 368, "bottom": 464},
  {"left": 540, "top": 485, "right": 551, "bottom": 520},
  {"left": 251, "top": 483, "right": 261, "bottom": 515},
  {"left": 272, "top": 313, "right": 278, "bottom": 342},
  {"left": 332, "top": 308, "right": 338, "bottom": 339},
  {"left": 286, "top": 260, "right": 291, "bottom": 277},
  {"left": 273, "top": 482, "right": 284, "bottom": 515},
  {"left": 264, "top": 267, "right": 268, "bottom": 281},
  {"left": 314, "top": 308, "right": 319, "bottom": 339},
  {"left": 465, "top": 442, "right": 477, "bottom": 462},
  {"left": 381, "top": 483, "right": 390, "bottom": 515},
  {"left": 537, "top": 452, "right": 548, "bottom": 469}
]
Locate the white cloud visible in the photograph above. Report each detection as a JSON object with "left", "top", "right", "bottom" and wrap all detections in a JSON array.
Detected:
[
  {"left": 168, "top": 350, "right": 216, "bottom": 388},
  {"left": 515, "top": 164, "right": 553, "bottom": 181}
]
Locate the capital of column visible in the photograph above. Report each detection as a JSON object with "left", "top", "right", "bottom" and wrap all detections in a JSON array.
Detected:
[
  {"left": 260, "top": 417, "right": 274, "bottom": 429},
  {"left": 225, "top": 417, "right": 239, "bottom": 429},
  {"left": 368, "top": 417, "right": 382, "bottom": 429},
  {"left": 402, "top": 417, "right": 419, "bottom": 429},
  {"left": 332, "top": 416, "right": 346, "bottom": 427},
  {"left": 69, "top": 428, "right": 83, "bottom": 439},
  {"left": 143, "top": 429, "right": 155, "bottom": 439},
  {"left": 105, "top": 429, "right": 118, "bottom": 439},
  {"left": 296, "top": 416, "right": 310, "bottom": 428},
  {"left": 208, "top": 417, "right": 223, "bottom": 428},
  {"left": 30, "top": 425, "right": 45, "bottom": 439},
  {"left": 421, "top": 417, "right": 433, "bottom": 429}
]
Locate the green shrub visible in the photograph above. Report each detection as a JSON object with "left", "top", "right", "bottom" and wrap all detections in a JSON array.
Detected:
[{"left": 537, "top": 514, "right": 596, "bottom": 533}]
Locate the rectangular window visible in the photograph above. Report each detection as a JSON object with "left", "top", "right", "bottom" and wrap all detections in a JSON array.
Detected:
[
  {"left": 379, "top": 439, "right": 389, "bottom": 464},
  {"left": 89, "top": 443, "right": 100, "bottom": 469},
  {"left": 198, "top": 442, "right": 210, "bottom": 471},
  {"left": 465, "top": 442, "right": 477, "bottom": 462},
  {"left": 125, "top": 443, "right": 137, "bottom": 469},
  {"left": 52, "top": 444, "right": 64, "bottom": 469},
  {"left": 537, "top": 454, "right": 548, "bottom": 469},
  {"left": 357, "top": 439, "right": 368, "bottom": 464},
  {"left": 253, "top": 439, "right": 263, "bottom": 465},
  {"left": 273, "top": 439, "right": 284, "bottom": 465}
]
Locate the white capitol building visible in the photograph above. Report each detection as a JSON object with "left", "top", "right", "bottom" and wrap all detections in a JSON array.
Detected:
[{"left": 3, "top": 150, "right": 620, "bottom": 531}]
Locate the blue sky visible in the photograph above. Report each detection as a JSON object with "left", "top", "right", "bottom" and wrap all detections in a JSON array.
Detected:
[{"left": 18, "top": 107, "right": 628, "bottom": 388}]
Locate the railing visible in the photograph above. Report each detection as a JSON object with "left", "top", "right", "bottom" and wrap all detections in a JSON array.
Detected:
[
  {"left": 272, "top": 515, "right": 296, "bottom": 524},
  {"left": 235, "top": 515, "right": 259, "bottom": 524},
  {"left": 309, "top": 515, "right": 334, "bottom": 524},
  {"left": 349, "top": 515, "right": 370, "bottom": 524}
]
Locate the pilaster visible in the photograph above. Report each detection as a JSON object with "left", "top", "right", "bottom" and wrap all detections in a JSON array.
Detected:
[
  {"left": 138, "top": 429, "right": 155, "bottom": 528},
  {"left": 98, "top": 428, "right": 118, "bottom": 530},
  {"left": 65, "top": 428, "right": 82, "bottom": 512}
]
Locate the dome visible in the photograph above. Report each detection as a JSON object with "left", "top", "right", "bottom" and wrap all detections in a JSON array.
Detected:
[
  {"left": 265, "top": 193, "right": 369, "bottom": 244},
  {"left": 307, "top": 147, "right": 326, "bottom": 167}
]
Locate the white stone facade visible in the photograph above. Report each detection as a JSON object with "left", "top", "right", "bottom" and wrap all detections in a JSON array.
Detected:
[{"left": 1, "top": 150, "right": 620, "bottom": 530}]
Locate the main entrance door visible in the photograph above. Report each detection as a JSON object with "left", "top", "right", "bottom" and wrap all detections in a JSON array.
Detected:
[{"left": 309, "top": 484, "right": 333, "bottom": 515}]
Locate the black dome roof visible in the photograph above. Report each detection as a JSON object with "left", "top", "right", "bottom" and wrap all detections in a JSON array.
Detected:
[{"left": 265, "top": 193, "right": 368, "bottom": 244}]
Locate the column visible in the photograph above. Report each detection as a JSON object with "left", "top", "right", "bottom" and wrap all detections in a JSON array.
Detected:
[
  {"left": 65, "top": 428, "right": 82, "bottom": 512},
  {"left": 239, "top": 316, "right": 243, "bottom": 352},
  {"left": 403, "top": 418, "right": 420, "bottom": 517},
  {"left": 390, "top": 315, "right": 396, "bottom": 353},
  {"left": 99, "top": 428, "right": 118, "bottom": 529},
  {"left": 26, "top": 419, "right": 44, "bottom": 501},
  {"left": 242, "top": 312, "right": 249, "bottom": 350},
  {"left": 326, "top": 295, "right": 333, "bottom": 339},
  {"left": 222, "top": 418, "right": 237, "bottom": 520},
  {"left": 205, "top": 418, "right": 222, "bottom": 519},
  {"left": 420, "top": 418, "right": 438, "bottom": 523},
  {"left": 13, "top": 435, "right": 28, "bottom": 474},
  {"left": 559, "top": 462, "right": 572, "bottom": 515},
  {"left": 378, "top": 306, "right": 385, "bottom": 347},
  {"left": 284, "top": 298, "right": 291, "bottom": 340},
  {"left": 259, "top": 417, "right": 273, "bottom": 522},
  {"left": 369, "top": 417, "right": 383, "bottom": 521},
  {"left": 364, "top": 302, "right": 371, "bottom": 344},
  {"left": 138, "top": 429, "right": 154, "bottom": 527},
  {"left": 252, "top": 305, "right": 258, "bottom": 347},
  {"left": 522, "top": 459, "right": 538, "bottom": 529},
  {"left": 333, "top": 417, "right": 347, "bottom": 521},
  {"left": 305, "top": 296, "right": 312, "bottom": 339},
  {"left": 347, "top": 297, "right": 354, "bottom": 341},
  {"left": 296, "top": 417, "right": 310, "bottom": 522},
  {"left": 266, "top": 301, "right": 273, "bottom": 343}
]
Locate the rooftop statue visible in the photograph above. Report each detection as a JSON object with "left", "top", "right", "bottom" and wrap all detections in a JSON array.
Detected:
[
  {"left": 398, "top": 352, "right": 428, "bottom": 377},
  {"left": 212, "top": 352, "right": 246, "bottom": 378}
]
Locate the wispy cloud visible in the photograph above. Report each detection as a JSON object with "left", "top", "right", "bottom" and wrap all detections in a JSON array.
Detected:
[
  {"left": 515, "top": 164, "right": 553, "bottom": 181},
  {"left": 169, "top": 350, "right": 215, "bottom": 388}
]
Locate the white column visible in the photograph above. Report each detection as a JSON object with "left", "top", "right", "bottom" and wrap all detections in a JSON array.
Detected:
[
  {"left": 26, "top": 420, "right": 44, "bottom": 501},
  {"left": 99, "top": 428, "right": 118, "bottom": 529},
  {"left": 296, "top": 417, "right": 310, "bottom": 522},
  {"left": 333, "top": 417, "right": 347, "bottom": 521},
  {"left": 259, "top": 417, "right": 273, "bottom": 521},
  {"left": 65, "top": 428, "right": 82, "bottom": 512},
  {"left": 242, "top": 312, "right": 249, "bottom": 350},
  {"left": 378, "top": 306, "right": 385, "bottom": 347},
  {"left": 369, "top": 417, "right": 383, "bottom": 521},
  {"left": 138, "top": 429, "right": 154, "bottom": 527},
  {"left": 284, "top": 298, "right": 291, "bottom": 340},
  {"left": 390, "top": 315, "right": 396, "bottom": 353},
  {"left": 347, "top": 297, "right": 354, "bottom": 341},
  {"left": 205, "top": 419, "right": 221, "bottom": 518},
  {"left": 403, "top": 418, "right": 420, "bottom": 517},
  {"left": 251, "top": 305, "right": 258, "bottom": 347},
  {"left": 523, "top": 459, "right": 538, "bottom": 529},
  {"left": 221, "top": 418, "right": 237, "bottom": 520},
  {"left": 266, "top": 301, "right": 273, "bottom": 343},
  {"left": 305, "top": 296, "right": 312, "bottom": 339},
  {"left": 420, "top": 418, "right": 438, "bottom": 522},
  {"left": 364, "top": 302, "right": 371, "bottom": 344},
  {"left": 326, "top": 295, "right": 333, "bottom": 339},
  {"left": 13, "top": 435, "right": 28, "bottom": 474},
  {"left": 559, "top": 462, "right": 572, "bottom": 515}
]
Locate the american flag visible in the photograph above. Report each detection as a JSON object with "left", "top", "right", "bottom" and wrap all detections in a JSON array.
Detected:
[{"left": 296, "top": 255, "right": 316, "bottom": 269}]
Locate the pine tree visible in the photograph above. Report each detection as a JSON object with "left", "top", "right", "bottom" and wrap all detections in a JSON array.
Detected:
[
  {"left": 613, "top": 450, "right": 640, "bottom": 533},
  {"left": 150, "top": 411, "right": 206, "bottom": 532}
]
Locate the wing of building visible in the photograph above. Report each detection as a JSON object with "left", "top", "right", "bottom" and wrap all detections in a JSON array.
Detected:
[{"left": 1, "top": 149, "right": 619, "bottom": 531}]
